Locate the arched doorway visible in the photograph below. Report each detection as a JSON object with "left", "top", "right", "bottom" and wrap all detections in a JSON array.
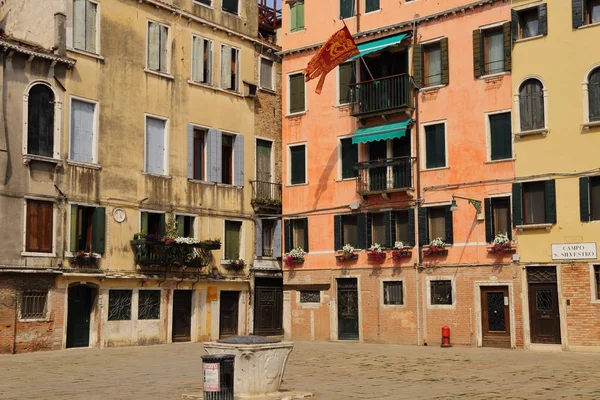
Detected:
[{"left": 66, "top": 283, "right": 98, "bottom": 348}]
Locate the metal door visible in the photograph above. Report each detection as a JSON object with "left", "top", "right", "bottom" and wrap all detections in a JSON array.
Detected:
[
  {"left": 66, "top": 285, "right": 93, "bottom": 348},
  {"left": 337, "top": 278, "right": 359, "bottom": 340},
  {"left": 172, "top": 290, "right": 192, "bottom": 342},
  {"left": 219, "top": 291, "right": 240, "bottom": 338},
  {"left": 481, "top": 286, "right": 511, "bottom": 348},
  {"left": 254, "top": 278, "right": 283, "bottom": 336}
]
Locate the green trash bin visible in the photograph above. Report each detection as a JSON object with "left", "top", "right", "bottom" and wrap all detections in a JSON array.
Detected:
[{"left": 201, "top": 354, "right": 235, "bottom": 400}]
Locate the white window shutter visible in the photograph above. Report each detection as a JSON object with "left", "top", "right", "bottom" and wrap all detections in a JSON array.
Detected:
[
  {"left": 70, "top": 100, "right": 95, "bottom": 163},
  {"left": 159, "top": 25, "right": 169, "bottom": 73},
  {"left": 255, "top": 219, "right": 263, "bottom": 257},
  {"left": 273, "top": 219, "right": 282, "bottom": 258},
  {"left": 146, "top": 118, "right": 165, "bottom": 174},
  {"left": 187, "top": 125, "right": 194, "bottom": 179},
  {"left": 73, "top": 0, "right": 86, "bottom": 50},
  {"left": 207, "top": 40, "right": 213, "bottom": 84},
  {"left": 85, "top": 0, "right": 97, "bottom": 53},
  {"left": 221, "top": 45, "right": 232, "bottom": 89},
  {"left": 148, "top": 22, "right": 160, "bottom": 71},
  {"left": 192, "top": 37, "right": 204, "bottom": 82},
  {"left": 234, "top": 134, "right": 244, "bottom": 186},
  {"left": 206, "top": 128, "right": 222, "bottom": 183}
]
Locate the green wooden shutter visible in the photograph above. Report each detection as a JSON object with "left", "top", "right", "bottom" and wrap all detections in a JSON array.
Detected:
[
  {"left": 538, "top": 4, "right": 548, "bottom": 36},
  {"left": 290, "top": 2, "right": 297, "bottom": 32},
  {"left": 296, "top": 1, "right": 305, "bottom": 30},
  {"left": 444, "top": 206, "right": 454, "bottom": 244},
  {"left": 141, "top": 212, "right": 149, "bottom": 234},
  {"left": 511, "top": 9, "right": 519, "bottom": 42},
  {"left": 418, "top": 207, "right": 428, "bottom": 246},
  {"left": 484, "top": 198, "right": 493, "bottom": 243},
  {"left": 176, "top": 215, "right": 185, "bottom": 237},
  {"left": 284, "top": 219, "right": 292, "bottom": 253},
  {"left": 340, "top": 0, "right": 354, "bottom": 19},
  {"left": 580, "top": 177, "right": 591, "bottom": 222},
  {"left": 425, "top": 124, "right": 445, "bottom": 169},
  {"left": 473, "top": 29, "right": 483, "bottom": 78},
  {"left": 384, "top": 211, "right": 393, "bottom": 249},
  {"left": 503, "top": 22, "right": 512, "bottom": 72},
  {"left": 91, "top": 207, "right": 106, "bottom": 254},
  {"left": 357, "top": 213, "right": 367, "bottom": 249},
  {"left": 158, "top": 214, "right": 166, "bottom": 236},
  {"left": 289, "top": 74, "right": 305, "bottom": 114},
  {"left": 366, "top": 0, "right": 379, "bottom": 13},
  {"left": 512, "top": 183, "right": 523, "bottom": 227},
  {"left": 70, "top": 205, "right": 78, "bottom": 252},
  {"left": 572, "top": 0, "right": 584, "bottom": 28},
  {"left": 290, "top": 145, "right": 306, "bottom": 184},
  {"left": 341, "top": 138, "right": 358, "bottom": 179},
  {"left": 302, "top": 218, "right": 309, "bottom": 252},
  {"left": 413, "top": 44, "right": 423, "bottom": 88},
  {"left": 490, "top": 113, "right": 512, "bottom": 160},
  {"left": 334, "top": 215, "right": 342, "bottom": 250},
  {"left": 544, "top": 179, "right": 557, "bottom": 224},
  {"left": 338, "top": 62, "right": 355, "bottom": 105},
  {"left": 256, "top": 219, "right": 263, "bottom": 257},
  {"left": 407, "top": 208, "right": 415, "bottom": 247},
  {"left": 440, "top": 38, "right": 449, "bottom": 85},
  {"left": 365, "top": 213, "right": 373, "bottom": 248}
]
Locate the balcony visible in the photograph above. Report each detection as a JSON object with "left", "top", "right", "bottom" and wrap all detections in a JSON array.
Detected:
[
  {"left": 349, "top": 74, "right": 413, "bottom": 119},
  {"left": 251, "top": 180, "right": 282, "bottom": 212},
  {"left": 130, "top": 238, "right": 221, "bottom": 268},
  {"left": 356, "top": 156, "right": 415, "bottom": 197}
]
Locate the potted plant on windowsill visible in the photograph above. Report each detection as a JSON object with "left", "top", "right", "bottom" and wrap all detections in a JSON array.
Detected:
[
  {"left": 283, "top": 247, "right": 306, "bottom": 266},
  {"left": 423, "top": 237, "right": 448, "bottom": 256},
  {"left": 336, "top": 244, "right": 359, "bottom": 262},
  {"left": 367, "top": 243, "right": 386, "bottom": 262},
  {"left": 489, "top": 233, "right": 515, "bottom": 253},
  {"left": 226, "top": 259, "right": 245, "bottom": 269},
  {"left": 70, "top": 251, "right": 101, "bottom": 266},
  {"left": 391, "top": 241, "right": 411, "bottom": 262}
]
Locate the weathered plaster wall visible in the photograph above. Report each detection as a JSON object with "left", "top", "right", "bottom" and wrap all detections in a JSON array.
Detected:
[{"left": 0, "top": 0, "right": 65, "bottom": 50}]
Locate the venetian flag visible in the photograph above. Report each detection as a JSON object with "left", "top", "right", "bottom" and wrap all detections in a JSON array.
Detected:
[{"left": 304, "top": 25, "right": 359, "bottom": 94}]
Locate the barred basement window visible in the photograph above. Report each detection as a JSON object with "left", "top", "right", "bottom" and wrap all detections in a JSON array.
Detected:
[
  {"left": 430, "top": 280, "right": 452, "bottom": 305},
  {"left": 108, "top": 290, "right": 132, "bottom": 321},
  {"left": 300, "top": 290, "right": 320, "bottom": 303},
  {"left": 21, "top": 292, "right": 48, "bottom": 319},
  {"left": 383, "top": 282, "right": 403, "bottom": 305},
  {"left": 138, "top": 290, "right": 161, "bottom": 320}
]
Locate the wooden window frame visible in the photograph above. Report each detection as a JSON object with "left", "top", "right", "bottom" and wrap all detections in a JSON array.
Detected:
[
  {"left": 223, "top": 220, "right": 243, "bottom": 261},
  {"left": 341, "top": 214, "right": 359, "bottom": 248},
  {"left": 22, "top": 81, "right": 62, "bottom": 161},
  {"left": 174, "top": 213, "right": 197, "bottom": 238},
  {"left": 338, "top": 136, "right": 358, "bottom": 180},
  {"left": 288, "top": 143, "right": 307, "bottom": 186},
  {"left": 337, "top": 61, "right": 356, "bottom": 106},
  {"left": 259, "top": 56, "right": 275, "bottom": 91},
  {"left": 222, "top": 0, "right": 240, "bottom": 16},
  {"left": 339, "top": 0, "right": 355, "bottom": 19},
  {"left": 139, "top": 210, "right": 167, "bottom": 236},
  {"left": 255, "top": 136, "right": 274, "bottom": 183},
  {"left": 517, "top": 7, "right": 540, "bottom": 39},
  {"left": 585, "top": 66, "right": 600, "bottom": 126},
  {"left": 192, "top": 127, "right": 206, "bottom": 181},
  {"left": 489, "top": 195, "right": 512, "bottom": 240},
  {"left": 146, "top": 20, "right": 171, "bottom": 75},
  {"left": 428, "top": 278, "right": 455, "bottom": 308},
  {"left": 382, "top": 280, "right": 404, "bottom": 306},
  {"left": 220, "top": 45, "right": 241, "bottom": 92},
  {"left": 191, "top": 35, "right": 213, "bottom": 85},
  {"left": 423, "top": 41, "right": 442, "bottom": 88},
  {"left": 522, "top": 181, "right": 547, "bottom": 225},
  {"left": 23, "top": 198, "right": 56, "bottom": 257},
  {"left": 287, "top": 71, "right": 306, "bottom": 115},
  {"left": 290, "top": 0, "right": 305, "bottom": 33},
  {"left": 486, "top": 110, "right": 513, "bottom": 161},
  {"left": 482, "top": 26, "right": 505, "bottom": 75},
  {"left": 420, "top": 120, "right": 448, "bottom": 171},
  {"left": 221, "top": 133, "right": 234, "bottom": 185},
  {"left": 70, "top": 0, "right": 101, "bottom": 55},
  {"left": 585, "top": 0, "right": 600, "bottom": 25}
]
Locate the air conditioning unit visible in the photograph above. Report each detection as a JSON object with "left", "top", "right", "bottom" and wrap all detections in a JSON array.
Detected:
[{"left": 243, "top": 81, "right": 257, "bottom": 98}]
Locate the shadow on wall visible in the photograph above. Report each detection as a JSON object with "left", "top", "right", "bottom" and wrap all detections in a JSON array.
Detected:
[{"left": 311, "top": 147, "right": 338, "bottom": 210}]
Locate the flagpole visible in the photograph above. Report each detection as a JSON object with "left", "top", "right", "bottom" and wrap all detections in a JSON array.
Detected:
[{"left": 342, "top": 18, "right": 375, "bottom": 82}]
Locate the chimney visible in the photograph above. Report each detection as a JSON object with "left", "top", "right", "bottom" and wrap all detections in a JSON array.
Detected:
[{"left": 54, "top": 12, "right": 66, "bottom": 56}]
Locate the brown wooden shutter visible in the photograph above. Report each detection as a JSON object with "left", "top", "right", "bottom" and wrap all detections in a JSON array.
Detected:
[
  {"left": 511, "top": 9, "right": 519, "bottom": 42},
  {"left": 413, "top": 44, "right": 423, "bottom": 88},
  {"left": 440, "top": 38, "right": 449, "bottom": 85},
  {"left": 472, "top": 29, "right": 483, "bottom": 78},
  {"left": 572, "top": 0, "right": 584, "bottom": 28},
  {"left": 503, "top": 22, "right": 512, "bottom": 72},
  {"left": 538, "top": 4, "right": 548, "bottom": 36},
  {"left": 26, "top": 200, "right": 53, "bottom": 253}
]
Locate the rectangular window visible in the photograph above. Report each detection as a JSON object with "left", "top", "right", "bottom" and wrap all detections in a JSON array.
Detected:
[
  {"left": 145, "top": 116, "right": 167, "bottom": 175},
  {"left": 489, "top": 112, "right": 512, "bottom": 161},
  {"left": 300, "top": 290, "right": 320, "bottom": 303},
  {"left": 342, "top": 214, "right": 358, "bottom": 247},
  {"left": 20, "top": 292, "right": 48, "bottom": 319},
  {"left": 262, "top": 219, "right": 274, "bottom": 257},
  {"left": 371, "top": 213, "right": 386, "bottom": 246},
  {"left": 595, "top": 265, "right": 600, "bottom": 300},
  {"left": 70, "top": 205, "right": 105, "bottom": 254},
  {"left": 73, "top": 0, "right": 97, "bottom": 53},
  {"left": 340, "top": 0, "right": 354, "bottom": 19},
  {"left": 291, "top": 219, "right": 308, "bottom": 250},
  {"left": 430, "top": 280, "right": 452, "bottom": 305},
  {"left": 590, "top": 177, "right": 600, "bottom": 221},
  {"left": 365, "top": 0, "right": 380, "bottom": 13},
  {"left": 423, "top": 42, "right": 442, "bottom": 87},
  {"left": 194, "top": 0, "right": 212, "bottom": 6},
  {"left": 141, "top": 211, "right": 166, "bottom": 236},
  {"left": 26, "top": 200, "right": 53, "bottom": 253},
  {"left": 383, "top": 282, "right": 403, "bottom": 305},
  {"left": 108, "top": 290, "right": 132, "bottom": 321},
  {"left": 221, "top": 45, "right": 240, "bottom": 91},
  {"left": 523, "top": 181, "right": 546, "bottom": 225},
  {"left": 424, "top": 123, "right": 446, "bottom": 169},
  {"left": 225, "top": 220, "right": 242, "bottom": 260},
  {"left": 147, "top": 21, "right": 169, "bottom": 73},
  {"left": 340, "top": 138, "right": 358, "bottom": 179},
  {"left": 483, "top": 28, "right": 504, "bottom": 75},
  {"left": 338, "top": 62, "right": 355, "bottom": 105},
  {"left": 222, "top": 134, "right": 234, "bottom": 185},
  {"left": 222, "top": 0, "right": 239, "bottom": 15},
  {"left": 193, "top": 128, "right": 205, "bottom": 180},
  {"left": 259, "top": 58, "right": 274, "bottom": 90},
  {"left": 290, "top": 0, "right": 305, "bottom": 32},
  {"left": 491, "top": 197, "right": 511, "bottom": 238},
  {"left": 428, "top": 207, "right": 447, "bottom": 242},
  {"left": 586, "top": 0, "right": 600, "bottom": 25},
  {"left": 70, "top": 99, "right": 96, "bottom": 163},
  {"left": 518, "top": 7, "right": 540, "bottom": 39},
  {"left": 395, "top": 210, "right": 410, "bottom": 244},
  {"left": 289, "top": 73, "right": 306, "bottom": 114},
  {"left": 289, "top": 144, "right": 306, "bottom": 185},
  {"left": 176, "top": 215, "right": 195, "bottom": 238},
  {"left": 138, "top": 290, "right": 161, "bottom": 320},
  {"left": 192, "top": 36, "right": 212, "bottom": 84}
]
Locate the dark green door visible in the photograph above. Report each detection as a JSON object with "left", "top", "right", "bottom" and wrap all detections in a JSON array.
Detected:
[
  {"left": 66, "top": 286, "right": 93, "bottom": 348},
  {"left": 337, "top": 278, "right": 359, "bottom": 340}
]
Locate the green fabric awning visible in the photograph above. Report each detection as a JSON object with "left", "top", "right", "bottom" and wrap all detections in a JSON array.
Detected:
[
  {"left": 348, "top": 33, "right": 409, "bottom": 61},
  {"left": 352, "top": 119, "right": 413, "bottom": 144}
]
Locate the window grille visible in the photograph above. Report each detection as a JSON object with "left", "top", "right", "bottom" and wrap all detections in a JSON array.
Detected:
[
  {"left": 108, "top": 290, "right": 132, "bottom": 321},
  {"left": 430, "top": 280, "right": 452, "bottom": 305},
  {"left": 138, "top": 290, "right": 161, "bottom": 320},
  {"left": 21, "top": 292, "right": 48, "bottom": 319},
  {"left": 300, "top": 290, "right": 320, "bottom": 303}
]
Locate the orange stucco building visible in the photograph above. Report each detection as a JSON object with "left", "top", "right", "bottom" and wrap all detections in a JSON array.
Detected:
[{"left": 281, "top": 0, "right": 521, "bottom": 348}]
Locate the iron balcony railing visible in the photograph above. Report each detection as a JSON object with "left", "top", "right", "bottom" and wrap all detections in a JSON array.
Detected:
[
  {"left": 356, "top": 157, "right": 415, "bottom": 195},
  {"left": 251, "top": 180, "right": 282, "bottom": 207},
  {"left": 350, "top": 74, "right": 413, "bottom": 117},
  {"left": 130, "top": 239, "right": 220, "bottom": 268}
]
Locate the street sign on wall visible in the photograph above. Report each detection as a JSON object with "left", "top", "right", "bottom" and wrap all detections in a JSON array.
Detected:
[{"left": 551, "top": 243, "right": 597, "bottom": 260}]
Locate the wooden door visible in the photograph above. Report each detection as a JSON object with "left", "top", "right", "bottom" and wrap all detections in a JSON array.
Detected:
[
  {"left": 254, "top": 278, "right": 283, "bottom": 336},
  {"left": 529, "top": 283, "right": 561, "bottom": 344},
  {"left": 481, "top": 286, "right": 511, "bottom": 348},
  {"left": 219, "top": 291, "right": 240, "bottom": 338},
  {"left": 172, "top": 290, "right": 192, "bottom": 342},
  {"left": 66, "top": 286, "right": 93, "bottom": 348},
  {"left": 337, "top": 278, "right": 359, "bottom": 340}
]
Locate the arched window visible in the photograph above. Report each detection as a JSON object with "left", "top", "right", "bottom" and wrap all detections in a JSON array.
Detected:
[
  {"left": 27, "top": 84, "right": 55, "bottom": 157},
  {"left": 589, "top": 67, "right": 600, "bottom": 123},
  {"left": 519, "top": 79, "right": 545, "bottom": 132}
]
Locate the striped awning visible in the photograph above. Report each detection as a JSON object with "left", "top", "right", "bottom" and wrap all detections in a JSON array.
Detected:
[
  {"left": 352, "top": 119, "right": 413, "bottom": 144},
  {"left": 348, "top": 33, "right": 409, "bottom": 61}
]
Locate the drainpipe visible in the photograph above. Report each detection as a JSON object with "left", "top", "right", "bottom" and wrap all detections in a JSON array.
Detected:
[
  {"left": 355, "top": 0, "right": 360, "bottom": 33},
  {"left": 12, "top": 291, "right": 18, "bottom": 354}
]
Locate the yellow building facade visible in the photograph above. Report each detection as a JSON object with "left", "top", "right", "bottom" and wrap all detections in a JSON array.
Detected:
[{"left": 512, "top": 0, "right": 600, "bottom": 350}]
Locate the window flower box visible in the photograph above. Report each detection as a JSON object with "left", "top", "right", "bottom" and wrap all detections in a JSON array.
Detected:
[
  {"left": 225, "top": 259, "right": 245, "bottom": 269},
  {"left": 488, "top": 233, "right": 516, "bottom": 254},
  {"left": 391, "top": 241, "right": 412, "bottom": 261},
  {"left": 70, "top": 251, "right": 101, "bottom": 266},
  {"left": 367, "top": 243, "right": 386, "bottom": 263},
  {"left": 336, "top": 244, "right": 359, "bottom": 262},
  {"left": 284, "top": 247, "right": 306, "bottom": 266},
  {"left": 423, "top": 238, "right": 448, "bottom": 256}
]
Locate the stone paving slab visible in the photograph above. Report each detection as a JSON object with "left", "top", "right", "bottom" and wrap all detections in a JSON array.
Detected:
[{"left": 1, "top": 341, "right": 600, "bottom": 399}]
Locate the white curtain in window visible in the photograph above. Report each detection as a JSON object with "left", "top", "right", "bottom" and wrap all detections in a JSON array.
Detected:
[
  {"left": 487, "top": 32, "right": 504, "bottom": 74},
  {"left": 428, "top": 47, "right": 442, "bottom": 86},
  {"left": 593, "top": 3, "right": 600, "bottom": 24}
]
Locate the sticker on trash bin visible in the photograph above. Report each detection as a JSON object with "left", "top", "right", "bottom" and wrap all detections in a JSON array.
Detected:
[{"left": 203, "top": 363, "right": 220, "bottom": 392}]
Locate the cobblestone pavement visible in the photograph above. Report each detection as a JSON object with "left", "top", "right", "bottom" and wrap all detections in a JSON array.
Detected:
[{"left": 1, "top": 341, "right": 600, "bottom": 399}]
